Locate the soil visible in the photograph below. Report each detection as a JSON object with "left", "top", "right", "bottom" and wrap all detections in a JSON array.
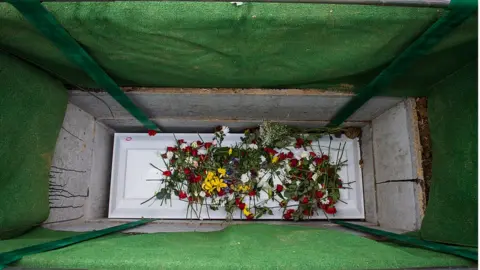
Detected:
[{"left": 415, "top": 97, "right": 432, "bottom": 206}]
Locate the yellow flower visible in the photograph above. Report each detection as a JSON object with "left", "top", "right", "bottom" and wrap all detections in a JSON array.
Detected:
[
  {"left": 228, "top": 148, "right": 233, "bottom": 155},
  {"left": 205, "top": 171, "right": 215, "bottom": 181},
  {"left": 217, "top": 168, "right": 226, "bottom": 177},
  {"left": 237, "top": 185, "right": 250, "bottom": 192},
  {"left": 211, "top": 177, "right": 227, "bottom": 192},
  {"left": 202, "top": 181, "right": 215, "bottom": 193},
  {"left": 272, "top": 155, "right": 279, "bottom": 163},
  {"left": 243, "top": 208, "right": 251, "bottom": 217}
]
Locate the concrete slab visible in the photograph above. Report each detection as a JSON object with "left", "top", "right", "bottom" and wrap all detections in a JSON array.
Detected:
[
  {"left": 46, "top": 104, "right": 95, "bottom": 224},
  {"left": 68, "top": 89, "right": 402, "bottom": 124},
  {"left": 360, "top": 124, "right": 377, "bottom": 224},
  {"left": 371, "top": 100, "right": 424, "bottom": 231}
]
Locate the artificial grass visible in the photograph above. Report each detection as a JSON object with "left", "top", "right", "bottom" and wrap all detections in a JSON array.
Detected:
[
  {"left": 420, "top": 62, "right": 478, "bottom": 247},
  {"left": 0, "top": 52, "right": 68, "bottom": 239},
  {"left": 0, "top": 2, "right": 476, "bottom": 96},
  {"left": 0, "top": 225, "right": 474, "bottom": 269}
]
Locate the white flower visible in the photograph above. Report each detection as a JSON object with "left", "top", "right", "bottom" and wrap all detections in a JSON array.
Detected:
[
  {"left": 241, "top": 173, "right": 250, "bottom": 183},
  {"left": 194, "top": 191, "right": 198, "bottom": 196},
  {"left": 285, "top": 163, "right": 292, "bottom": 172},
  {"left": 285, "top": 179, "right": 292, "bottom": 185},
  {"left": 193, "top": 161, "right": 199, "bottom": 168},
  {"left": 309, "top": 163, "right": 316, "bottom": 172},
  {"left": 180, "top": 143, "right": 187, "bottom": 150},
  {"left": 220, "top": 200, "right": 226, "bottom": 207},
  {"left": 221, "top": 126, "right": 230, "bottom": 135},
  {"left": 312, "top": 173, "right": 319, "bottom": 181},
  {"left": 318, "top": 183, "right": 324, "bottom": 189},
  {"left": 228, "top": 193, "right": 235, "bottom": 200},
  {"left": 198, "top": 149, "right": 207, "bottom": 155},
  {"left": 248, "top": 143, "right": 258, "bottom": 150},
  {"left": 301, "top": 151, "right": 310, "bottom": 159},
  {"left": 166, "top": 151, "right": 174, "bottom": 160},
  {"left": 186, "top": 157, "right": 194, "bottom": 164},
  {"left": 191, "top": 141, "right": 198, "bottom": 148},
  {"left": 260, "top": 155, "right": 266, "bottom": 163},
  {"left": 296, "top": 181, "right": 301, "bottom": 186},
  {"left": 199, "top": 191, "right": 206, "bottom": 197}
]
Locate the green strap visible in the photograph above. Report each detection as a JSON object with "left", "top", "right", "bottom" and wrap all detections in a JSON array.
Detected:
[
  {"left": 0, "top": 219, "right": 156, "bottom": 269},
  {"left": 6, "top": 0, "right": 160, "bottom": 132},
  {"left": 333, "top": 220, "right": 478, "bottom": 261},
  {"left": 328, "top": 5, "right": 476, "bottom": 127}
]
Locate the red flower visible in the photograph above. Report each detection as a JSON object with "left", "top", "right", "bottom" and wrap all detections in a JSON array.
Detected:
[
  {"left": 325, "top": 206, "right": 337, "bottom": 215},
  {"left": 315, "top": 190, "right": 324, "bottom": 198},
  {"left": 307, "top": 172, "right": 313, "bottom": 180},
  {"left": 303, "top": 209, "right": 313, "bottom": 216},
  {"left": 170, "top": 159, "right": 176, "bottom": 164},
  {"left": 184, "top": 146, "right": 192, "bottom": 153},
  {"left": 286, "top": 209, "right": 295, "bottom": 214},
  {"left": 278, "top": 152, "right": 287, "bottom": 161},
  {"left": 238, "top": 202, "right": 246, "bottom": 210},
  {"left": 246, "top": 214, "right": 254, "bottom": 220},
  {"left": 205, "top": 192, "right": 211, "bottom": 198},
  {"left": 309, "top": 152, "right": 316, "bottom": 157},
  {"left": 321, "top": 155, "right": 329, "bottom": 161},
  {"left": 292, "top": 196, "right": 299, "bottom": 201},
  {"left": 235, "top": 198, "right": 241, "bottom": 205},
  {"left": 178, "top": 191, "right": 187, "bottom": 199},
  {"left": 161, "top": 154, "right": 167, "bottom": 159},
  {"left": 188, "top": 196, "right": 193, "bottom": 203},
  {"left": 148, "top": 130, "right": 157, "bottom": 136},
  {"left": 177, "top": 139, "right": 185, "bottom": 144},
  {"left": 301, "top": 197, "right": 309, "bottom": 204},
  {"left": 191, "top": 149, "right": 198, "bottom": 157},
  {"left": 289, "top": 159, "right": 299, "bottom": 167},
  {"left": 248, "top": 190, "right": 257, "bottom": 197},
  {"left": 322, "top": 196, "right": 334, "bottom": 206},
  {"left": 283, "top": 209, "right": 295, "bottom": 220},
  {"left": 264, "top": 147, "right": 277, "bottom": 155},
  {"left": 184, "top": 168, "right": 191, "bottom": 175},
  {"left": 163, "top": 171, "right": 172, "bottom": 177},
  {"left": 218, "top": 189, "right": 226, "bottom": 196},
  {"left": 197, "top": 140, "right": 203, "bottom": 146},
  {"left": 295, "top": 138, "right": 304, "bottom": 148},
  {"left": 204, "top": 142, "right": 213, "bottom": 149},
  {"left": 287, "top": 152, "right": 294, "bottom": 159},
  {"left": 189, "top": 175, "right": 201, "bottom": 183},
  {"left": 167, "top": 147, "right": 177, "bottom": 152},
  {"left": 276, "top": 184, "right": 284, "bottom": 193}
]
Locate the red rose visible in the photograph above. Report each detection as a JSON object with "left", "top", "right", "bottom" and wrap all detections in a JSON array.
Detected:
[
  {"left": 193, "top": 175, "right": 201, "bottom": 183},
  {"left": 264, "top": 147, "right": 277, "bottom": 155},
  {"left": 283, "top": 213, "right": 292, "bottom": 220},
  {"left": 238, "top": 203, "right": 246, "bottom": 210},
  {"left": 177, "top": 139, "right": 185, "bottom": 144},
  {"left": 292, "top": 196, "right": 299, "bottom": 201},
  {"left": 148, "top": 130, "right": 157, "bottom": 136},
  {"left": 315, "top": 190, "right": 324, "bottom": 198},
  {"left": 248, "top": 190, "right": 257, "bottom": 197},
  {"left": 170, "top": 159, "right": 176, "bottom": 164},
  {"left": 286, "top": 209, "right": 295, "bottom": 214},
  {"left": 185, "top": 146, "right": 192, "bottom": 153},
  {"left": 321, "top": 155, "right": 329, "bottom": 161},
  {"left": 178, "top": 191, "right": 187, "bottom": 199},
  {"left": 278, "top": 153, "right": 287, "bottom": 161},
  {"left": 287, "top": 152, "right": 294, "bottom": 159},
  {"left": 184, "top": 168, "right": 191, "bottom": 175},
  {"left": 309, "top": 152, "right": 316, "bottom": 157},
  {"left": 276, "top": 184, "right": 284, "bottom": 193},
  {"left": 218, "top": 189, "right": 226, "bottom": 196},
  {"left": 303, "top": 209, "right": 313, "bottom": 216},
  {"left": 301, "top": 197, "right": 309, "bottom": 204},
  {"left": 289, "top": 159, "right": 298, "bottom": 167},
  {"left": 296, "top": 138, "right": 304, "bottom": 145},
  {"left": 325, "top": 206, "right": 337, "bottom": 215},
  {"left": 167, "top": 147, "right": 177, "bottom": 152},
  {"left": 247, "top": 214, "right": 254, "bottom": 220},
  {"left": 191, "top": 149, "right": 198, "bottom": 157},
  {"left": 314, "top": 157, "right": 322, "bottom": 165},
  {"left": 197, "top": 140, "right": 203, "bottom": 146},
  {"left": 204, "top": 142, "right": 213, "bottom": 149},
  {"left": 163, "top": 171, "right": 172, "bottom": 177},
  {"left": 188, "top": 196, "right": 193, "bottom": 203},
  {"left": 235, "top": 198, "right": 241, "bottom": 205}
]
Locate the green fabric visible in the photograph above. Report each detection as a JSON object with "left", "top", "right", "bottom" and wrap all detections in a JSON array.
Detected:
[
  {"left": 420, "top": 62, "right": 478, "bottom": 247},
  {"left": 328, "top": 7, "right": 476, "bottom": 126},
  {"left": 6, "top": 0, "right": 160, "bottom": 132},
  {"left": 0, "top": 52, "right": 68, "bottom": 240},
  {"left": 334, "top": 221, "right": 477, "bottom": 260},
  {"left": 0, "top": 219, "right": 155, "bottom": 268},
  {"left": 0, "top": 224, "right": 473, "bottom": 269},
  {"left": 0, "top": 3, "right": 476, "bottom": 96}
]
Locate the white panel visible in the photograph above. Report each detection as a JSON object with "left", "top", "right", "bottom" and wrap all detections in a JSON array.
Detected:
[{"left": 109, "top": 133, "right": 364, "bottom": 219}]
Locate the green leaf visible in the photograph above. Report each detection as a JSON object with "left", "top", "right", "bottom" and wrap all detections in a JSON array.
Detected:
[
  {"left": 156, "top": 192, "right": 165, "bottom": 200},
  {"left": 173, "top": 190, "right": 179, "bottom": 196},
  {"left": 165, "top": 192, "right": 171, "bottom": 199},
  {"left": 267, "top": 209, "right": 273, "bottom": 215}
]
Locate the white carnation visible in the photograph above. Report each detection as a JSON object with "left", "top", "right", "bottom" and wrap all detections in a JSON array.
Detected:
[
  {"left": 248, "top": 143, "right": 258, "bottom": 150},
  {"left": 312, "top": 173, "right": 319, "bottom": 180},
  {"left": 185, "top": 157, "right": 194, "bottom": 165},
  {"left": 260, "top": 155, "right": 266, "bottom": 163},
  {"left": 241, "top": 173, "right": 250, "bottom": 183},
  {"left": 221, "top": 126, "right": 230, "bottom": 135},
  {"left": 309, "top": 163, "right": 316, "bottom": 172},
  {"left": 199, "top": 191, "right": 206, "bottom": 197},
  {"left": 301, "top": 151, "right": 310, "bottom": 159},
  {"left": 180, "top": 143, "right": 187, "bottom": 150},
  {"left": 166, "top": 151, "right": 174, "bottom": 160},
  {"left": 191, "top": 141, "right": 198, "bottom": 148}
]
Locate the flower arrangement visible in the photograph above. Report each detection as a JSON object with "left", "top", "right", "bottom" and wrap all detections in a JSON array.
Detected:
[{"left": 144, "top": 122, "right": 354, "bottom": 221}]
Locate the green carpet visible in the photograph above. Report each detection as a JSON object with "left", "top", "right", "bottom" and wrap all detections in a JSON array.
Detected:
[
  {"left": 0, "top": 52, "right": 68, "bottom": 239},
  {"left": 420, "top": 62, "right": 478, "bottom": 247},
  {"left": 0, "top": 225, "right": 474, "bottom": 269},
  {"left": 0, "top": 2, "right": 476, "bottom": 96}
]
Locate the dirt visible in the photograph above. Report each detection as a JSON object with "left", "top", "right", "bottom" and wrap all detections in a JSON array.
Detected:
[{"left": 415, "top": 97, "right": 432, "bottom": 206}]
